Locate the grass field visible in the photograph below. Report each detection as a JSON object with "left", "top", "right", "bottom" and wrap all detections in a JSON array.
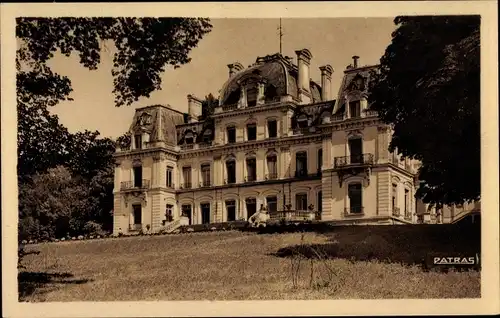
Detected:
[{"left": 18, "top": 224, "right": 480, "bottom": 301}]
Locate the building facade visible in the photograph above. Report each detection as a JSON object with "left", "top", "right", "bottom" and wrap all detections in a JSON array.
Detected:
[{"left": 113, "top": 49, "right": 424, "bottom": 235}]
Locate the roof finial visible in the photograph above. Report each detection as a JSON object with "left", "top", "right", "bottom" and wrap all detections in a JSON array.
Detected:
[{"left": 277, "top": 18, "right": 284, "bottom": 55}]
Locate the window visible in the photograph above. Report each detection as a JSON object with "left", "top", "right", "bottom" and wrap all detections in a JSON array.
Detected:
[
  {"left": 295, "top": 151, "right": 308, "bottom": 177},
  {"left": 246, "top": 158, "right": 256, "bottom": 182},
  {"left": 266, "top": 155, "right": 277, "bottom": 180},
  {"left": 226, "top": 200, "right": 236, "bottom": 221},
  {"left": 317, "top": 148, "right": 323, "bottom": 173},
  {"left": 182, "top": 166, "right": 192, "bottom": 188},
  {"left": 317, "top": 191, "right": 322, "bottom": 212},
  {"left": 247, "top": 124, "right": 257, "bottom": 141},
  {"left": 297, "top": 114, "right": 308, "bottom": 128},
  {"left": 295, "top": 193, "right": 308, "bottom": 211},
  {"left": 164, "top": 204, "right": 173, "bottom": 225},
  {"left": 247, "top": 87, "right": 258, "bottom": 107},
  {"left": 392, "top": 183, "right": 398, "bottom": 214},
  {"left": 201, "top": 203, "right": 210, "bottom": 224},
  {"left": 348, "top": 183, "right": 363, "bottom": 214},
  {"left": 166, "top": 166, "right": 173, "bottom": 188},
  {"left": 202, "top": 129, "right": 212, "bottom": 145},
  {"left": 349, "top": 100, "right": 361, "bottom": 118},
  {"left": 404, "top": 189, "right": 410, "bottom": 217},
  {"left": 267, "top": 196, "right": 277, "bottom": 214},
  {"left": 132, "top": 204, "right": 142, "bottom": 225},
  {"left": 185, "top": 132, "right": 194, "bottom": 144},
  {"left": 133, "top": 166, "right": 143, "bottom": 187},
  {"left": 226, "top": 160, "right": 236, "bottom": 184},
  {"left": 201, "top": 164, "right": 211, "bottom": 187},
  {"left": 134, "top": 134, "right": 142, "bottom": 149},
  {"left": 348, "top": 138, "right": 363, "bottom": 164},
  {"left": 181, "top": 204, "right": 192, "bottom": 224},
  {"left": 227, "top": 126, "right": 236, "bottom": 144},
  {"left": 246, "top": 198, "right": 257, "bottom": 217},
  {"left": 267, "top": 120, "right": 277, "bottom": 138}
]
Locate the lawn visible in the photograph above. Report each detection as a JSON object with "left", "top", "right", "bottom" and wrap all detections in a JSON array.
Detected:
[{"left": 18, "top": 223, "right": 481, "bottom": 301}]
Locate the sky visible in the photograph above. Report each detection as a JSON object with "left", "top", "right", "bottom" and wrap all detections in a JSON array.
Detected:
[{"left": 48, "top": 18, "right": 397, "bottom": 139}]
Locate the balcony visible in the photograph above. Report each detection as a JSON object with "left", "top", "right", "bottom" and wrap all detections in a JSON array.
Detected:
[
  {"left": 334, "top": 154, "right": 374, "bottom": 168},
  {"left": 198, "top": 142, "right": 212, "bottom": 149},
  {"left": 129, "top": 224, "right": 142, "bottom": 231},
  {"left": 120, "top": 179, "right": 150, "bottom": 191},
  {"left": 222, "top": 103, "right": 238, "bottom": 111},
  {"left": 265, "top": 173, "right": 278, "bottom": 180},
  {"left": 199, "top": 180, "right": 212, "bottom": 188},
  {"left": 294, "top": 170, "right": 308, "bottom": 178},
  {"left": 244, "top": 175, "right": 257, "bottom": 183},
  {"left": 331, "top": 113, "right": 346, "bottom": 122},
  {"left": 269, "top": 210, "right": 317, "bottom": 222},
  {"left": 392, "top": 207, "right": 401, "bottom": 217},
  {"left": 180, "top": 182, "right": 192, "bottom": 189},
  {"left": 344, "top": 207, "right": 364, "bottom": 216},
  {"left": 224, "top": 179, "right": 236, "bottom": 185},
  {"left": 180, "top": 144, "right": 194, "bottom": 150}
]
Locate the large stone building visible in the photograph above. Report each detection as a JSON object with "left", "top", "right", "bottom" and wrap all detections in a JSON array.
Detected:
[{"left": 112, "top": 49, "right": 451, "bottom": 235}]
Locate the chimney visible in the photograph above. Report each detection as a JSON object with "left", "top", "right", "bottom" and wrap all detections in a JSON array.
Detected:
[
  {"left": 295, "top": 49, "right": 313, "bottom": 92},
  {"left": 319, "top": 65, "right": 334, "bottom": 101},
  {"left": 187, "top": 94, "right": 202, "bottom": 122},
  {"left": 352, "top": 55, "right": 360, "bottom": 68},
  {"left": 227, "top": 62, "right": 244, "bottom": 78}
]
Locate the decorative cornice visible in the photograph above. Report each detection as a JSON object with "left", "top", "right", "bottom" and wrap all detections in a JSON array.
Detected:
[{"left": 212, "top": 102, "right": 296, "bottom": 119}]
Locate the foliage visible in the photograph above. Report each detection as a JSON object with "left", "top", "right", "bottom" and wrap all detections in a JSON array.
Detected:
[
  {"left": 17, "top": 17, "right": 213, "bottom": 107},
  {"left": 369, "top": 16, "right": 480, "bottom": 206},
  {"left": 200, "top": 93, "right": 219, "bottom": 120},
  {"left": 17, "top": 18, "right": 213, "bottom": 240}
]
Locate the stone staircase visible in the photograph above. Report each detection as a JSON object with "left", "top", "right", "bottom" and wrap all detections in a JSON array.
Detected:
[{"left": 162, "top": 219, "right": 182, "bottom": 233}]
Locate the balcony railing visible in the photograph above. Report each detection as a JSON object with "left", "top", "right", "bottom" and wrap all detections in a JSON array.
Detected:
[
  {"left": 180, "top": 182, "right": 192, "bottom": 189},
  {"left": 120, "top": 179, "right": 150, "bottom": 190},
  {"left": 269, "top": 210, "right": 317, "bottom": 221},
  {"left": 198, "top": 142, "right": 212, "bottom": 149},
  {"left": 295, "top": 170, "right": 308, "bottom": 178},
  {"left": 224, "top": 178, "right": 236, "bottom": 185},
  {"left": 244, "top": 175, "right": 257, "bottom": 183},
  {"left": 222, "top": 103, "right": 238, "bottom": 111},
  {"left": 265, "top": 173, "right": 278, "bottom": 180},
  {"left": 331, "top": 113, "right": 345, "bottom": 122},
  {"left": 129, "top": 224, "right": 142, "bottom": 231},
  {"left": 334, "top": 153, "right": 374, "bottom": 168},
  {"left": 199, "top": 181, "right": 211, "bottom": 188},
  {"left": 392, "top": 207, "right": 401, "bottom": 217},
  {"left": 180, "top": 144, "right": 194, "bottom": 150},
  {"left": 344, "top": 206, "right": 364, "bottom": 216},
  {"left": 364, "top": 109, "right": 379, "bottom": 117}
]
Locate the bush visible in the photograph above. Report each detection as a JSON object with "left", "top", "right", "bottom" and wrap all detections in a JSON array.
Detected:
[{"left": 83, "top": 221, "right": 106, "bottom": 236}]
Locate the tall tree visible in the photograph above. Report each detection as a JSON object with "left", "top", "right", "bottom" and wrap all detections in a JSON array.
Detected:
[
  {"left": 200, "top": 93, "right": 219, "bottom": 120},
  {"left": 16, "top": 18, "right": 213, "bottom": 238},
  {"left": 369, "top": 16, "right": 480, "bottom": 206}
]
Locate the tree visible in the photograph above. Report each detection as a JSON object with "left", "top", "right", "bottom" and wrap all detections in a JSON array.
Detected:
[
  {"left": 17, "top": 18, "right": 213, "bottom": 237},
  {"left": 200, "top": 93, "right": 219, "bottom": 120},
  {"left": 369, "top": 16, "right": 480, "bottom": 206}
]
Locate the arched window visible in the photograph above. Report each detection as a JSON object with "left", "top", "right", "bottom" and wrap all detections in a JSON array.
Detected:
[
  {"left": 184, "top": 131, "right": 194, "bottom": 144},
  {"left": 297, "top": 114, "right": 308, "bottom": 128},
  {"left": 295, "top": 193, "right": 308, "bottom": 211},
  {"left": 265, "top": 84, "right": 278, "bottom": 102}
]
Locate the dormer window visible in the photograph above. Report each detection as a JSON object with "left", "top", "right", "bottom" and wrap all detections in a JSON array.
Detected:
[
  {"left": 349, "top": 101, "right": 361, "bottom": 118},
  {"left": 185, "top": 131, "right": 194, "bottom": 144},
  {"left": 202, "top": 129, "right": 212, "bottom": 144},
  {"left": 134, "top": 134, "right": 142, "bottom": 149},
  {"left": 247, "top": 87, "right": 258, "bottom": 107},
  {"left": 297, "top": 114, "right": 308, "bottom": 128}
]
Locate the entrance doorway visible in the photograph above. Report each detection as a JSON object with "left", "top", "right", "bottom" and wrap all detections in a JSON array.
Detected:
[
  {"left": 201, "top": 203, "right": 210, "bottom": 224},
  {"left": 182, "top": 204, "right": 192, "bottom": 225},
  {"left": 246, "top": 198, "right": 257, "bottom": 219},
  {"left": 132, "top": 204, "right": 142, "bottom": 231}
]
